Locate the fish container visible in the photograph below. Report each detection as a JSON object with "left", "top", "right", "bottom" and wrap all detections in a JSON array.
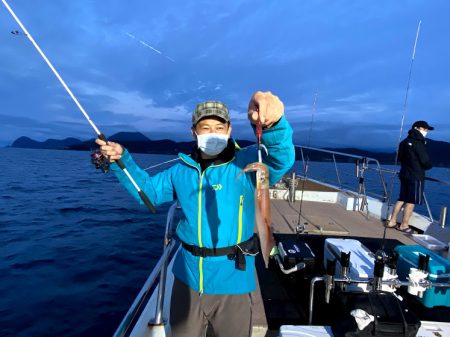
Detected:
[
  {"left": 411, "top": 234, "right": 448, "bottom": 252},
  {"left": 395, "top": 245, "right": 450, "bottom": 308},
  {"left": 324, "top": 238, "right": 393, "bottom": 292}
]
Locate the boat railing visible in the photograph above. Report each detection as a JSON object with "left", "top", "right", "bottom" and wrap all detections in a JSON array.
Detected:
[
  {"left": 293, "top": 145, "right": 450, "bottom": 223},
  {"left": 294, "top": 145, "right": 390, "bottom": 201},
  {"left": 113, "top": 201, "right": 180, "bottom": 337}
]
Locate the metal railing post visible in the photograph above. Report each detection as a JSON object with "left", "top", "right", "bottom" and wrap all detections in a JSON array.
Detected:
[
  {"left": 149, "top": 202, "right": 179, "bottom": 326},
  {"left": 113, "top": 240, "right": 176, "bottom": 337},
  {"left": 332, "top": 154, "right": 342, "bottom": 188},
  {"left": 422, "top": 193, "right": 434, "bottom": 223}
]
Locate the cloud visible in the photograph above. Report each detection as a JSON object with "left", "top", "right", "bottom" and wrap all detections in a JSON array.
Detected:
[
  {"left": 69, "top": 81, "right": 194, "bottom": 138},
  {"left": 2, "top": 0, "right": 450, "bottom": 149}
]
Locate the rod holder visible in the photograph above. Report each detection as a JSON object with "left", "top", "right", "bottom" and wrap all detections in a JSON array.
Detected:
[
  {"left": 418, "top": 254, "right": 430, "bottom": 272},
  {"left": 288, "top": 172, "right": 296, "bottom": 204},
  {"left": 440, "top": 206, "right": 448, "bottom": 228},
  {"left": 386, "top": 252, "right": 399, "bottom": 276},
  {"left": 339, "top": 252, "right": 350, "bottom": 291},
  {"left": 372, "top": 256, "right": 385, "bottom": 291},
  {"left": 325, "top": 259, "right": 336, "bottom": 303}
]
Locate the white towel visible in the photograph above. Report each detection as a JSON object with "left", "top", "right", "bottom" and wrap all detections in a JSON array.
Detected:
[{"left": 350, "top": 309, "right": 374, "bottom": 330}]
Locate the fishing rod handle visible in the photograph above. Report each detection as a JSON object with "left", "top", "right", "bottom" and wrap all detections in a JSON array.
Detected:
[{"left": 98, "top": 134, "right": 156, "bottom": 213}]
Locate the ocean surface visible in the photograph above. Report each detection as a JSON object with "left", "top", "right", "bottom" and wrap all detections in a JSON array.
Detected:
[{"left": 1, "top": 148, "right": 449, "bottom": 337}]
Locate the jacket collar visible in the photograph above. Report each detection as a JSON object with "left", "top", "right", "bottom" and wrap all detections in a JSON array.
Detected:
[{"left": 408, "top": 128, "right": 426, "bottom": 142}]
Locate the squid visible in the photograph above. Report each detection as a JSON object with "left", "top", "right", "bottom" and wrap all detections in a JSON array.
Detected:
[{"left": 239, "top": 162, "right": 275, "bottom": 268}]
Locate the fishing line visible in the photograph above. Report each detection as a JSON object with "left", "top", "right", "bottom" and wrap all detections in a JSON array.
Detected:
[
  {"left": 124, "top": 31, "right": 176, "bottom": 63},
  {"left": 379, "top": 20, "right": 422, "bottom": 252},
  {"left": 296, "top": 93, "right": 318, "bottom": 232},
  {"left": 2, "top": 0, "right": 156, "bottom": 213},
  {"left": 144, "top": 156, "right": 184, "bottom": 171}
]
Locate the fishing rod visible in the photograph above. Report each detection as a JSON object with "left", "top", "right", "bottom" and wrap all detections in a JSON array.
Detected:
[
  {"left": 425, "top": 176, "right": 450, "bottom": 187},
  {"left": 2, "top": 0, "right": 156, "bottom": 213},
  {"left": 296, "top": 93, "right": 318, "bottom": 232},
  {"left": 387, "top": 170, "right": 450, "bottom": 187},
  {"left": 394, "top": 20, "right": 422, "bottom": 165},
  {"left": 379, "top": 20, "right": 422, "bottom": 253}
]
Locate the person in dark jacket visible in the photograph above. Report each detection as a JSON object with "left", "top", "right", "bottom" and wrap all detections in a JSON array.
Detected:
[{"left": 387, "top": 120, "right": 434, "bottom": 233}]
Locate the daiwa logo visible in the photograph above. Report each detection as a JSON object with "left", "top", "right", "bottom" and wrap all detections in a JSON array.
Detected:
[{"left": 212, "top": 184, "right": 222, "bottom": 191}]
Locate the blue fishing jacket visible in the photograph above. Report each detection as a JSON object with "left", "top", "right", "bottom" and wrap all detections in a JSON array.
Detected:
[{"left": 111, "top": 116, "right": 295, "bottom": 294}]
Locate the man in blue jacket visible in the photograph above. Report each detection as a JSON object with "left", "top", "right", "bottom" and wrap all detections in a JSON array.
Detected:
[
  {"left": 96, "top": 91, "right": 295, "bottom": 337},
  {"left": 387, "top": 120, "right": 433, "bottom": 233}
]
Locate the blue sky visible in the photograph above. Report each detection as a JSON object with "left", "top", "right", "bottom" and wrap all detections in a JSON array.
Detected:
[{"left": 1, "top": 0, "right": 449, "bottom": 150}]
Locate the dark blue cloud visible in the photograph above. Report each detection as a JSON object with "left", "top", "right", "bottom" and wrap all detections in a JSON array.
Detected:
[{"left": 1, "top": 0, "right": 450, "bottom": 149}]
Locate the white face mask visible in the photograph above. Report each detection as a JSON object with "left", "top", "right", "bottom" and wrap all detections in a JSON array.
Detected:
[
  {"left": 196, "top": 133, "right": 229, "bottom": 156},
  {"left": 419, "top": 130, "right": 428, "bottom": 138}
]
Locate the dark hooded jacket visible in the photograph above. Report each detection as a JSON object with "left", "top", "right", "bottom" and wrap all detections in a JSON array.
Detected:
[{"left": 398, "top": 128, "right": 432, "bottom": 181}]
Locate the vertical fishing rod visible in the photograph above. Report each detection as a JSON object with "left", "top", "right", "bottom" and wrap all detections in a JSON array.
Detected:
[
  {"left": 296, "top": 93, "right": 318, "bottom": 231},
  {"left": 2, "top": 0, "right": 156, "bottom": 213},
  {"left": 379, "top": 20, "right": 422, "bottom": 251},
  {"left": 394, "top": 20, "right": 422, "bottom": 165}
]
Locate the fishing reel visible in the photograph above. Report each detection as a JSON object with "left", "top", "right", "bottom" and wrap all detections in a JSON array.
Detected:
[{"left": 90, "top": 149, "right": 110, "bottom": 173}]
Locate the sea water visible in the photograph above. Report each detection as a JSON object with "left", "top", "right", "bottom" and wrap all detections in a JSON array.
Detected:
[
  {"left": 0, "top": 148, "right": 449, "bottom": 337},
  {"left": 0, "top": 148, "right": 172, "bottom": 337}
]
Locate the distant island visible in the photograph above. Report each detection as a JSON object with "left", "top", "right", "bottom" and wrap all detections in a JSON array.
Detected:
[
  {"left": 8, "top": 132, "right": 450, "bottom": 167},
  {"left": 9, "top": 132, "right": 255, "bottom": 155}
]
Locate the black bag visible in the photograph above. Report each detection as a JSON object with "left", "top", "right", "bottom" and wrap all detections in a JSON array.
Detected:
[
  {"left": 331, "top": 291, "right": 421, "bottom": 337},
  {"left": 276, "top": 237, "right": 316, "bottom": 271}
]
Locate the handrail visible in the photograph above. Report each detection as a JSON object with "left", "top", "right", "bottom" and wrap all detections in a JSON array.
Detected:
[
  {"left": 293, "top": 144, "right": 450, "bottom": 222},
  {"left": 295, "top": 144, "right": 388, "bottom": 201},
  {"left": 112, "top": 239, "right": 177, "bottom": 337},
  {"left": 150, "top": 201, "right": 179, "bottom": 326},
  {"left": 113, "top": 201, "right": 180, "bottom": 337},
  {"left": 299, "top": 145, "right": 382, "bottom": 161}
]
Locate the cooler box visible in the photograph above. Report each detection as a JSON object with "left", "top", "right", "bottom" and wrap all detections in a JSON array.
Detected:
[
  {"left": 395, "top": 244, "right": 450, "bottom": 308},
  {"left": 279, "top": 325, "right": 333, "bottom": 336},
  {"left": 324, "top": 238, "right": 393, "bottom": 292}
]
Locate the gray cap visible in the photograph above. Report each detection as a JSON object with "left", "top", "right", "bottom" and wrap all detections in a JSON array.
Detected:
[{"left": 192, "top": 100, "right": 230, "bottom": 125}]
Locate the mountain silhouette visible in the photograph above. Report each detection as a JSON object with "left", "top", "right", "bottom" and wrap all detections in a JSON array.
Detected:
[
  {"left": 10, "top": 133, "right": 450, "bottom": 167},
  {"left": 11, "top": 136, "right": 83, "bottom": 150}
]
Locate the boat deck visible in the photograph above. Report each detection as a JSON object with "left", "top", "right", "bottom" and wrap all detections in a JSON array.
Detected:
[
  {"left": 271, "top": 199, "right": 416, "bottom": 242},
  {"left": 250, "top": 195, "right": 418, "bottom": 336},
  {"left": 128, "top": 178, "right": 450, "bottom": 337}
]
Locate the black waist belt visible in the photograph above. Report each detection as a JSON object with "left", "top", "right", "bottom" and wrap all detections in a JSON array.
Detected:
[{"left": 181, "top": 234, "right": 259, "bottom": 271}]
